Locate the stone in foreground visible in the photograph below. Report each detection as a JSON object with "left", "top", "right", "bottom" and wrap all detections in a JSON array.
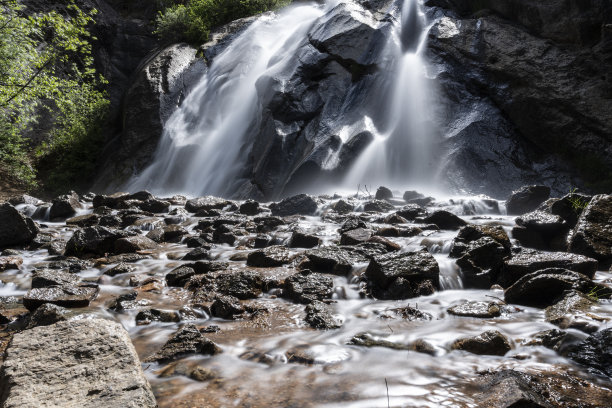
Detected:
[
  {"left": 0, "top": 318, "right": 156, "bottom": 408},
  {"left": 451, "top": 330, "right": 512, "bottom": 356},
  {"left": 146, "top": 324, "right": 221, "bottom": 363},
  {"left": 0, "top": 203, "right": 38, "bottom": 248}
]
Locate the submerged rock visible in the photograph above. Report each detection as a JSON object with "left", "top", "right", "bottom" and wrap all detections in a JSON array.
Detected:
[
  {"left": 146, "top": 324, "right": 221, "bottom": 363},
  {"left": 0, "top": 318, "right": 156, "bottom": 407},
  {"left": 451, "top": 330, "right": 512, "bottom": 356}
]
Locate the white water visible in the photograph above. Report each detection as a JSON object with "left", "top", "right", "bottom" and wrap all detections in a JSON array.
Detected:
[
  {"left": 343, "top": 0, "right": 437, "bottom": 192},
  {"left": 128, "top": 0, "right": 437, "bottom": 198}
]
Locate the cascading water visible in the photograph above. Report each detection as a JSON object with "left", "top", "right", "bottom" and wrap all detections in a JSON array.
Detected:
[
  {"left": 127, "top": 0, "right": 437, "bottom": 198},
  {"left": 342, "top": 0, "right": 437, "bottom": 191},
  {"left": 126, "top": 3, "right": 329, "bottom": 197}
]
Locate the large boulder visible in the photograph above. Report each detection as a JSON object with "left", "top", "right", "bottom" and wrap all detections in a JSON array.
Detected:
[
  {"left": 0, "top": 318, "right": 156, "bottom": 407},
  {"left": 567, "top": 328, "right": 612, "bottom": 378},
  {"left": 568, "top": 194, "right": 612, "bottom": 265},
  {"left": 146, "top": 324, "right": 221, "bottom": 363},
  {"left": 0, "top": 203, "right": 38, "bottom": 248},
  {"left": 512, "top": 210, "right": 569, "bottom": 251},
  {"left": 451, "top": 330, "right": 512, "bottom": 356},
  {"left": 49, "top": 191, "right": 83, "bottom": 220},
  {"left": 270, "top": 194, "right": 318, "bottom": 216},
  {"left": 65, "top": 226, "right": 135, "bottom": 257},
  {"left": 505, "top": 186, "right": 551, "bottom": 215}
]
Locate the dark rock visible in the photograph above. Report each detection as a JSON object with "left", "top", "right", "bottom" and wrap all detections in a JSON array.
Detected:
[
  {"left": 98, "top": 214, "right": 122, "bottom": 228},
  {"left": 210, "top": 295, "right": 244, "bottom": 319},
  {"left": 49, "top": 192, "right": 82, "bottom": 220},
  {"left": 107, "top": 291, "right": 139, "bottom": 312},
  {"left": 289, "top": 231, "right": 320, "bottom": 248},
  {"left": 567, "top": 328, "right": 612, "bottom": 378},
  {"left": 363, "top": 200, "right": 394, "bottom": 213},
  {"left": 31, "top": 269, "right": 80, "bottom": 288},
  {"left": 504, "top": 269, "right": 608, "bottom": 308},
  {"left": 421, "top": 210, "right": 467, "bottom": 230},
  {"left": 403, "top": 191, "right": 425, "bottom": 202},
  {"left": 525, "top": 329, "right": 568, "bottom": 351},
  {"left": 270, "top": 194, "right": 318, "bottom": 216},
  {"left": 246, "top": 245, "right": 293, "bottom": 267},
  {"left": 375, "top": 186, "right": 393, "bottom": 200},
  {"left": 339, "top": 216, "right": 368, "bottom": 234},
  {"left": 26, "top": 303, "right": 70, "bottom": 329},
  {"left": 383, "top": 213, "right": 407, "bottom": 224},
  {"left": 300, "top": 246, "right": 368, "bottom": 275},
  {"left": 0, "top": 319, "right": 156, "bottom": 407},
  {"left": 93, "top": 194, "right": 129, "bottom": 209},
  {"left": 512, "top": 210, "right": 569, "bottom": 251},
  {"left": 104, "top": 262, "right": 135, "bottom": 277},
  {"left": 451, "top": 330, "right": 512, "bottom": 356},
  {"left": 64, "top": 226, "right": 134, "bottom": 257},
  {"left": 166, "top": 266, "right": 197, "bottom": 287},
  {"left": 395, "top": 204, "right": 426, "bottom": 220},
  {"left": 114, "top": 235, "right": 159, "bottom": 254},
  {"left": 456, "top": 237, "right": 509, "bottom": 289},
  {"left": 340, "top": 228, "right": 372, "bottom": 245},
  {"left": 551, "top": 192, "right": 592, "bottom": 227},
  {"left": 66, "top": 214, "right": 100, "bottom": 227},
  {"left": 185, "top": 196, "right": 233, "bottom": 213},
  {"left": 447, "top": 301, "right": 501, "bottom": 318},
  {"left": 182, "top": 248, "right": 211, "bottom": 261},
  {"left": 138, "top": 199, "right": 170, "bottom": 213},
  {"left": 146, "top": 324, "right": 221, "bottom": 363},
  {"left": 253, "top": 234, "right": 272, "bottom": 249},
  {"left": 135, "top": 308, "right": 180, "bottom": 325},
  {"left": 190, "top": 270, "right": 263, "bottom": 300},
  {"left": 23, "top": 285, "right": 99, "bottom": 311},
  {"left": 8, "top": 194, "right": 40, "bottom": 206},
  {"left": 305, "top": 301, "right": 342, "bottom": 329},
  {"left": 365, "top": 250, "right": 439, "bottom": 290},
  {"left": 331, "top": 200, "right": 354, "bottom": 214},
  {"left": 500, "top": 249, "right": 598, "bottom": 288},
  {"left": 545, "top": 290, "right": 599, "bottom": 332},
  {"left": 506, "top": 186, "right": 551, "bottom": 215},
  {"left": 451, "top": 224, "right": 512, "bottom": 256},
  {"left": 254, "top": 216, "right": 285, "bottom": 233},
  {"left": 283, "top": 270, "right": 334, "bottom": 304},
  {"left": 0, "top": 256, "right": 23, "bottom": 271},
  {"left": 0, "top": 203, "right": 38, "bottom": 248},
  {"left": 367, "top": 236, "right": 400, "bottom": 252},
  {"left": 160, "top": 225, "right": 189, "bottom": 243},
  {"left": 379, "top": 305, "right": 433, "bottom": 321},
  {"left": 239, "top": 200, "right": 260, "bottom": 215},
  {"left": 568, "top": 194, "right": 612, "bottom": 265}
]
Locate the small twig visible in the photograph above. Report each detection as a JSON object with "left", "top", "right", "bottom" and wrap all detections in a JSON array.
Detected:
[
  {"left": 385, "top": 378, "right": 390, "bottom": 408},
  {"left": 387, "top": 324, "right": 393, "bottom": 333}
]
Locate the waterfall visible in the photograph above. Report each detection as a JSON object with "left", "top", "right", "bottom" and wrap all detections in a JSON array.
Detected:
[
  {"left": 126, "top": 3, "right": 328, "bottom": 197},
  {"left": 126, "top": 0, "right": 437, "bottom": 198},
  {"left": 342, "top": 0, "right": 436, "bottom": 192}
]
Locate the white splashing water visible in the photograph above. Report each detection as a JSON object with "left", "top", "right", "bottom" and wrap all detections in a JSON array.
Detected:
[
  {"left": 126, "top": 3, "right": 329, "bottom": 196},
  {"left": 128, "top": 0, "right": 436, "bottom": 197},
  {"left": 343, "top": 0, "right": 436, "bottom": 191}
]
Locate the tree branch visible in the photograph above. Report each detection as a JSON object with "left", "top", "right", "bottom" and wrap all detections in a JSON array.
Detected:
[{"left": 0, "top": 59, "right": 52, "bottom": 107}]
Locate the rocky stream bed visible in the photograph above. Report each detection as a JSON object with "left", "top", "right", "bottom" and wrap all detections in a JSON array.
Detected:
[{"left": 0, "top": 186, "right": 611, "bottom": 407}]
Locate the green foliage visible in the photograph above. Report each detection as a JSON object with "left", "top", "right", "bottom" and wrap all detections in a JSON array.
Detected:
[
  {"left": 155, "top": 0, "right": 291, "bottom": 44},
  {"left": 0, "top": 0, "right": 109, "bottom": 190},
  {"left": 568, "top": 187, "right": 589, "bottom": 213}
]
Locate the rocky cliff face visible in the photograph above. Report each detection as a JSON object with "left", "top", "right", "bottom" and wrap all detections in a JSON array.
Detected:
[{"left": 93, "top": 0, "right": 612, "bottom": 199}]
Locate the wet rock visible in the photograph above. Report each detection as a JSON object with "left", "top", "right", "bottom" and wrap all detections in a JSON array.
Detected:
[
  {"left": 567, "top": 328, "right": 612, "bottom": 378},
  {"left": 166, "top": 266, "right": 197, "bottom": 287},
  {"left": 524, "top": 329, "right": 568, "bottom": 351},
  {"left": 190, "top": 270, "right": 263, "bottom": 300},
  {"left": 64, "top": 226, "right": 134, "bottom": 257},
  {"left": 0, "top": 256, "right": 23, "bottom": 271},
  {"left": 512, "top": 210, "right": 569, "bottom": 251},
  {"left": 26, "top": 303, "right": 70, "bottom": 329},
  {"left": 135, "top": 308, "right": 180, "bottom": 325},
  {"left": 66, "top": 213, "right": 100, "bottom": 227},
  {"left": 545, "top": 290, "right": 601, "bottom": 333},
  {"left": 340, "top": 228, "right": 372, "bottom": 245},
  {"left": 0, "top": 318, "right": 156, "bottom": 408},
  {"left": 270, "top": 194, "right": 318, "bottom": 216},
  {"left": 146, "top": 324, "right": 221, "bottom": 363},
  {"left": 49, "top": 192, "right": 83, "bottom": 220},
  {"left": 138, "top": 199, "right": 170, "bottom": 213},
  {"left": 451, "top": 224, "right": 511, "bottom": 257},
  {"left": 8, "top": 194, "right": 40, "bottom": 206},
  {"left": 504, "top": 269, "right": 608, "bottom": 308},
  {"left": 159, "top": 225, "right": 189, "bottom": 243},
  {"left": 99, "top": 214, "right": 122, "bottom": 228},
  {"left": 348, "top": 332, "right": 412, "bottom": 350},
  {"left": 300, "top": 246, "right": 368, "bottom": 275},
  {"left": 23, "top": 286, "right": 99, "bottom": 311},
  {"left": 421, "top": 210, "right": 467, "bottom": 230},
  {"left": 157, "top": 361, "right": 219, "bottom": 382},
  {"left": 339, "top": 216, "right": 368, "bottom": 234},
  {"left": 403, "top": 190, "right": 425, "bottom": 202},
  {"left": 92, "top": 193, "right": 129, "bottom": 209},
  {"left": 368, "top": 236, "right": 400, "bottom": 252},
  {"left": 210, "top": 295, "right": 245, "bottom": 319},
  {"left": 499, "top": 249, "right": 598, "bottom": 288},
  {"left": 31, "top": 269, "right": 80, "bottom": 288},
  {"left": 365, "top": 250, "right": 439, "bottom": 291},
  {"left": 506, "top": 185, "right": 551, "bottom": 215},
  {"left": 382, "top": 213, "right": 407, "bottom": 225},
  {"left": 104, "top": 262, "right": 135, "bottom": 277},
  {"left": 451, "top": 330, "right": 512, "bottom": 356},
  {"left": 239, "top": 200, "right": 260, "bottom": 215},
  {"left": 551, "top": 192, "right": 592, "bottom": 227},
  {"left": 568, "top": 194, "right": 612, "bottom": 265},
  {"left": 185, "top": 196, "right": 233, "bottom": 213},
  {"left": 182, "top": 248, "right": 211, "bottom": 261},
  {"left": 378, "top": 305, "right": 433, "bottom": 321},
  {"left": 289, "top": 231, "right": 321, "bottom": 248},
  {"left": 305, "top": 300, "right": 341, "bottom": 330},
  {"left": 0, "top": 203, "right": 38, "bottom": 248},
  {"left": 447, "top": 301, "right": 501, "bottom": 318},
  {"left": 363, "top": 200, "right": 394, "bottom": 213},
  {"left": 456, "top": 237, "right": 508, "bottom": 289},
  {"left": 247, "top": 245, "right": 293, "bottom": 267},
  {"left": 331, "top": 199, "right": 354, "bottom": 214},
  {"left": 395, "top": 204, "right": 426, "bottom": 220},
  {"left": 254, "top": 216, "right": 285, "bottom": 233},
  {"left": 375, "top": 186, "right": 393, "bottom": 200},
  {"left": 114, "top": 235, "right": 159, "bottom": 254},
  {"left": 283, "top": 270, "right": 334, "bottom": 304},
  {"left": 107, "top": 291, "right": 139, "bottom": 312}
]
